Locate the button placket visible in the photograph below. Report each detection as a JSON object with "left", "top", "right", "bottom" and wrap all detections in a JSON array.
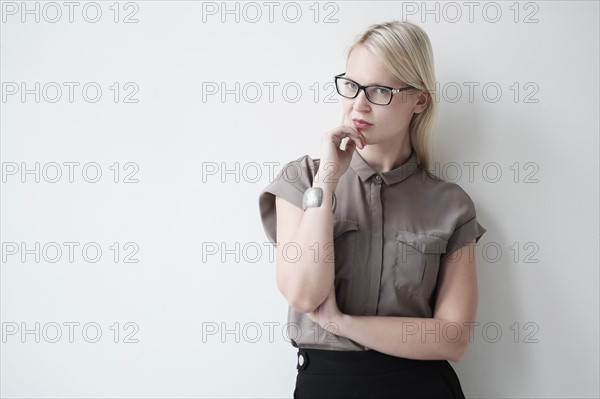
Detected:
[{"left": 366, "top": 174, "right": 383, "bottom": 315}]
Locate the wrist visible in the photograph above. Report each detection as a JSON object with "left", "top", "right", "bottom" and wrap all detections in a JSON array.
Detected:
[
  {"left": 333, "top": 313, "right": 349, "bottom": 337},
  {"left": 314, "top": 172, "right": 338, "bottom": 191}
]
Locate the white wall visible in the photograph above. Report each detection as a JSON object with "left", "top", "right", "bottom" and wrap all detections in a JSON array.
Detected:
[{"left": 1, "top": 1, "right": 598, "bottom": 398}]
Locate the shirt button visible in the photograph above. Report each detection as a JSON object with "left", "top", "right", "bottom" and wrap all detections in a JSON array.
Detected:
[
  {"left": 374, "top": 175, "right": 382, "bottom": 183},
  {"left": 298, "top": 354, "right": 305, "bottom": 366}
]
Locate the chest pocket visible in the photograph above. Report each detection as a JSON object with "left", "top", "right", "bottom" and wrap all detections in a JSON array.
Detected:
[
  {"left": 394, "top": 231, "right": 448, "bottom": 298},
  {"left": 332, "top": 219, "right": 359, "bottom": 286}
]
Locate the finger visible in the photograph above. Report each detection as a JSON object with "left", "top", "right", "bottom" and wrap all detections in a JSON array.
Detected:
[
  {"left": 353, "top": 135, "right": 364, "bottom": 149},
  {"left": 324, "top": 127, "right": 365, "bottom": 153},
  {"left": 352, "top": 139, "right": 363, "bottom": 150},
  {"left": 344, "top": 133, "right": 363, "bottom": 150},
  {"left": 344, "top": 138, "right": 356, "bottom": 151},
  {"left": 333, "top": 126, "right": 366, "bottom": 147},
  {"left": 342, "top": 125, "right": 367, "bottom": 147}
]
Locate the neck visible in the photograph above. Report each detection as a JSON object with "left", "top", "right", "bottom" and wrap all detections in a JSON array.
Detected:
[{"left": 356, "top": 139, "right": 412, "bottom": 173}]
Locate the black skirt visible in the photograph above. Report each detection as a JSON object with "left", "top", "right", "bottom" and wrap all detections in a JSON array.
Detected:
[{"left": 293, "top": 348, "right": 466, "bottom": 399}]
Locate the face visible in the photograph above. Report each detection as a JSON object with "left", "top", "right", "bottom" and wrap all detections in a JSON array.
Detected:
[{"left": 342, "top": 44, "right": 429, "bottom": 146}]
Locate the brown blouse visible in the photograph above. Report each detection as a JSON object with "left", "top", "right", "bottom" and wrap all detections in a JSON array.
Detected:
[{"left": 258, "top": 148, "right": 487, "bottom": 351}]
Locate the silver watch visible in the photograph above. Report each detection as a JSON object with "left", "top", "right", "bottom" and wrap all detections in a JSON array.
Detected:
[{"left": 302, "top": 187, "right": 336, "bottom": 213}]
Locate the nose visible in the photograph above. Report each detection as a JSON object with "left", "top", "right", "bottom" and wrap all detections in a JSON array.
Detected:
[{"left": 352, "top": 88, "right": 371, "bottom": 111}]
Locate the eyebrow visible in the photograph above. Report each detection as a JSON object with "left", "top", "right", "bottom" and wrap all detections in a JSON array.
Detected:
[{"left": 343, "top": 75, "right": 400, "bottom": 87}]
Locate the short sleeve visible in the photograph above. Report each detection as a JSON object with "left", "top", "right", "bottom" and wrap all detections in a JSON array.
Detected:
[
  {"left": 258, "top": 155, "right": 318, "bottom": 245},
  {"left": 440, "top": 188, "right": 487, "bottom": 263}
]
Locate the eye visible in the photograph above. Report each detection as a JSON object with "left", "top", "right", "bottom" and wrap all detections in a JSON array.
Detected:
[
  {"left": 375, "top": 87, "right": 391, "bottom": 94},
  {"left": 345, "top": 81, "right": 358, "bottom": 90}
]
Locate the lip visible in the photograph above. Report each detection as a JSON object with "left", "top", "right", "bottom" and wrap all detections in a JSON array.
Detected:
[{"left": 352, "top": 118, "right": 373, "bottom": 129}]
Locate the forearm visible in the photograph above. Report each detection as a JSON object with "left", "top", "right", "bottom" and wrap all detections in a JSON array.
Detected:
[
  {"left": 277, "top": 175, "right": 337, "bottom": 313},
  {"left": 334, "top": 314, "right": 472, "bottom": 362}
]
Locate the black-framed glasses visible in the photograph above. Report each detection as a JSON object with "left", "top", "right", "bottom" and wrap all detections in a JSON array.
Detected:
[{"left": 334, "top": 72, "right": 416, "bottom": 105}]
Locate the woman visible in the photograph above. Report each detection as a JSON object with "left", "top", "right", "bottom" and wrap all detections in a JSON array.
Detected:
[{"left": 258, "top": 20, "right": 486, "bottom": 398}]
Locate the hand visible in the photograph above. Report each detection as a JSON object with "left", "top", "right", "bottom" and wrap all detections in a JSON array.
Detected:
[
  {"left": 306, "top": 283, "right": 343, "bottom": 332},
  {"left": 316, "top": 125, "right": 366, "bottom": 188}
]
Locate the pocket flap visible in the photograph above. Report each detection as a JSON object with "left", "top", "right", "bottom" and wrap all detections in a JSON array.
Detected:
[
  {"left": 333, "top": 219, "right": 359, "bottom": 239},
  {"left": 395, "top": 231, "right": 447, "bottom": 254}
]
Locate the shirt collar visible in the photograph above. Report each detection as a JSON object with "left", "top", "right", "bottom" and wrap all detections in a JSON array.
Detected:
[{"left": 350, "top": 147, "right": 419, "bottom": 185}]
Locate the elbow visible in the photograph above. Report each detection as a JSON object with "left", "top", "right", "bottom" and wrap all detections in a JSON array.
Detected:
[
  {"left": 276, "top": 275, "right": 328, "bottom": 314},
  {"left": 287, "top": 291, "right": 324, "bottom": 314},
  {"left": 437, "top": 318, "right": 473, "bottom": 362},
  {"left": 447, "top": 338, "right": 470, "bottom": 362},
  {"left": 280, "top": 285, "right": 325, "bottom": 314},
  {"left": 289, "top": 298, "right": 319, "bottom": 314}
]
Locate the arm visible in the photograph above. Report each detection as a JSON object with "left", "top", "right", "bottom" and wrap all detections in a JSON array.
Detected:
[
  {"left": 274, "top": 173, "right": 337, "bottom": 314},
  {"left": 273, "top": 126, "right": 366, "bottom": 314},
  {"left": 312, "top": 240, "right": 479, "bottom": 362}
]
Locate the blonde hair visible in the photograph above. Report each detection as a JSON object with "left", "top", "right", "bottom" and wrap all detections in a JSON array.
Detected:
[{"left": 340, "top": 20, "right": 438, "bottom": 171}]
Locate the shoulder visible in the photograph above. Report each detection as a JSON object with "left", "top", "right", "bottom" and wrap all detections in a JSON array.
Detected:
[
  {"left": 417, "top": 166, "right": 478, "bottom": 219},
  {"left": 416, "top": 167, "right": 487, "bottom": 255},
  {"left": 271, "top": 154, "right": 320, "bottom": 191},
  {"left": 279, "top": 154, "right": 319, "bottom": 178},
  {"left": 258, "top": 154, "right": 319, "bottom": 243}
]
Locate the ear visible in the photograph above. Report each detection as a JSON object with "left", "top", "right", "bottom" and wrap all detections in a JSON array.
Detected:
[{"left": 413, "top": 91, "right": 430, "bottom": 114}]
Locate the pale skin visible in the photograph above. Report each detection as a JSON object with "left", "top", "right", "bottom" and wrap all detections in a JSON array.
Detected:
[{"left": 275, "top": 44, "right": 478, "bottom": 362}]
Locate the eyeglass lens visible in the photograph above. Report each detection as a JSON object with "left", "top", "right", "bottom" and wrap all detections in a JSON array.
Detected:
[{"left": 335, "top": 78, "right": 392, "bottom": 105}]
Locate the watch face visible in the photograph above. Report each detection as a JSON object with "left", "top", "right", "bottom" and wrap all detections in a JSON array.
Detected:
[
  {"left": 306, "top": 189, "right": 321, "bottom": 204},
  {"left": 302, "top": 187, "right": 323, "bottom": 210}
]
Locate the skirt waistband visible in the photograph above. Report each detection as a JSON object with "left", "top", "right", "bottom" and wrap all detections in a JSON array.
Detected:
[{"left": 296, "top": 348, "right": 448, "bottom": 375}]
